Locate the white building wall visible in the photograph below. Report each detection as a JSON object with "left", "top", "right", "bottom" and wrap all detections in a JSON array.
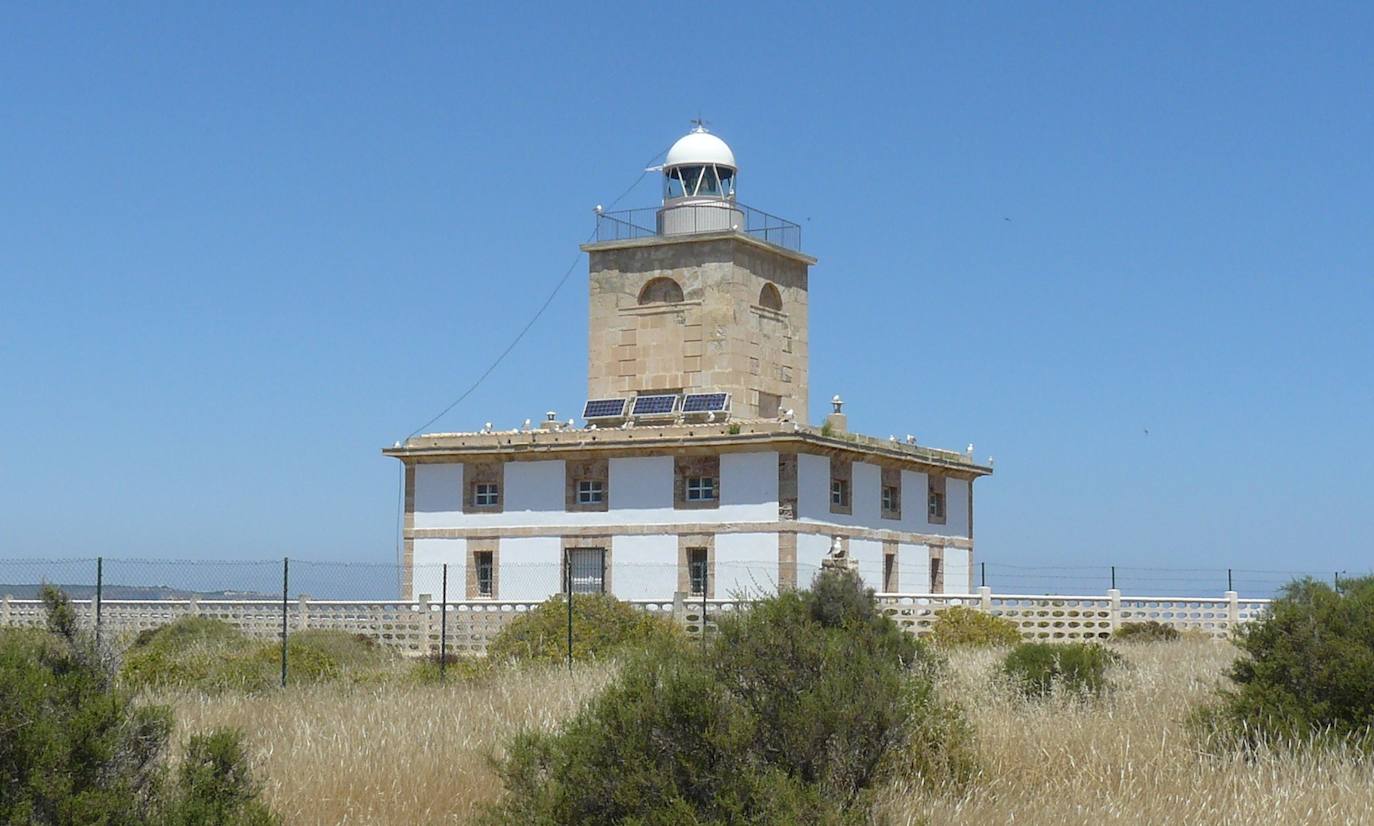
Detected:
[
  {"left": 504, "top": 460, "right": 564, "bottom": 515},
  {"left": 796, "top": 533, "right": 831, "bottom": 589},
  {"left": 611, "top": 534, "right": 677, "bottom": 599},
  {"left": 796, "top": 453, "right": 831, "bottom": 523},
  {"left": 895, "top": 543, "right": 928, "bottom": 592},
  {"left": 719, "top": 451, "right": 779, "bottom": 522},
  {"left": 896, "top": 469, "right": 927, "bottom": 534},
  {"left": 499, "top": 537, "right": 562, "bottom": 600},
  {"left": 942, "top": 478, "right": 971, "bottom": 539},
  {"left": 850, "top": 538, "right": 885, "bottom": 593},
  {"left": 715, "top": 532, "right": 780, "bottom": 598},
  {"left": 943, "top": 546, "right": 972, "bottom": 594},
  {"left": 411, "top": 537, "right": 465, "bottom": 600},
  {"left": 413, "top": 464, "right": 462, "bottom": 529},
  {"left": 851, "top": 462, "right": 882, "bottom": 525}
]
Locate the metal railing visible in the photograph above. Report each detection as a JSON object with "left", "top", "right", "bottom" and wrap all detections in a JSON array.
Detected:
[{"left": 594, "top": 202, "right": 803, "bottom": 253}]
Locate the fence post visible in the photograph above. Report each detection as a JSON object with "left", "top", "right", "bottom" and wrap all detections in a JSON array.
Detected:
[
  {"left": 1225, "top": 590, "right": 1239, "bottom": 634},
  {"left": 280, "top": 557, "right": 289, "bottom": 689},
  {"left": 980, "top": 561, "right": 986, "bottom": 589},
  {"left": 565, "top": 556, "right": 574, "bottom": 672},
  {"left": 701, "top": 563, "right": 708, "bottom": 650},
  {"left": 1110, "top": 565, "right": 1116, "bottom": 591},
  {"left": 440, "top": 563, "right": 448, "bottom": 684},
  {"left": 298, "top": 594, "right": 310, "bottom": 631},
  {"left": 1108, "top": 588, "right": 1121, "bottom": 633},
  {"left": 95, "top": 556, "right": 103, "bottom": 651}
]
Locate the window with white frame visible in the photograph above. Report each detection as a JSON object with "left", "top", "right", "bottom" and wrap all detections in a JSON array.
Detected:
[
  {"left": 577, "top": 479, "right": 605, "bottom": 505},
  {"left": 686, "top": 476, "right": 716, "bottom": 501},
  {"left": 474, "top": 482, "right": 500, "bottom": 507},
  {"left": 831, "top": 478, "right": 850, "bottom": 507},
  {"left": 881, "top": 485, "right": 900, "bottom": 514}
]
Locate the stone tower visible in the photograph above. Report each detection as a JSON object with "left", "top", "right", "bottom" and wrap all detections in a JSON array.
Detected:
[{"left": 582, "top": 125, "right": 815, "bottom": 422}]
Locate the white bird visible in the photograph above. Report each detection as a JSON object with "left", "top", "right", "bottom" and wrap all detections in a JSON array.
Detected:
[
  {"left": 905, "top": 434, "right": 916, "bottom": 445},
  {"left": 966, "top": 443, "right": 975, "bottom": 454},
  {"left": 566, "top": 419, "right": 575, "bottom": 428},
  {"left": 523, "top": 419, "right": 532, "bottom": 431},
  {"left": 889, "top": 435, "right": 897, "bottom": 442}
]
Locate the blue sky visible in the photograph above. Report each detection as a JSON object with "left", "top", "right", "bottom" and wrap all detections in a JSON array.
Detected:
[{"left": 2, "top": 4, "right": 1370, "bottom": 592}]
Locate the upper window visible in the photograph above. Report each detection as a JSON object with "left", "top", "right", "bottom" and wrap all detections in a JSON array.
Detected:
[
  {"left": 638, "top": 277, "right": 684, "bottom": 305},
  {"left": 928, "top": 490, "right": 946, "bottom": 520},
  {"left": 881, "top": 485, "right": 900, "bottom": 515},
  {"left": 758, "top": 283, "right": 783, "bottom": 311},
  {"left": 474, "top": 483, "right": 499, "bottom": 507},
  {"left": 686, "top": 476, "right": 717, "bottom": 501},
  {"left": 577, "top": 479, "right": 605, "bottom": 505},
  {"left": 831, "top": 479, "right": 850, "bottom": 507}
]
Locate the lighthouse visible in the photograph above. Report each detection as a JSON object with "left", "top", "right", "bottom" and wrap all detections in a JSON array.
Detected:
[{"left": 384, "top": 123, "right": 990, "bottom": 604}]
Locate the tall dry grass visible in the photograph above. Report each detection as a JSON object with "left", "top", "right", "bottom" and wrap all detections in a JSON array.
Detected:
[
  {"left": 170, "top": 661, "right": 613, "bottom": 824},
  {"left": 168, "top": 642, "right": 1373, "bottom": 824},
  {"left": 875, "top": 640, "right": 1374, "bottom": 825}
]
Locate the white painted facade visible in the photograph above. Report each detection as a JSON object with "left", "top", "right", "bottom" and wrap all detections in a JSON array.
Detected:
[{"left": 405, "top": 448, "right": 976, "bottom": 601}]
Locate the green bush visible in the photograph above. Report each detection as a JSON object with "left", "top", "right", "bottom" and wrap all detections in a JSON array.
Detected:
[
  {"left": 485, "top": 592, "right": 682, "bottom": 664},
  {"left": 483, "top": 569, "right": 974, "bottom": 823},
  {"left": 929, "top": 606, "right": 1022, "bottom": 647},
  {"left": 0, "top": 587, "right": 278, "bottom": 825},
  {"left": 1205, "top": 576, "right": 1374, "bottom": 748},
  {"left": 1002, "top": 641, "right": 1121, "bottom": 698},
  {"left": 1113, "top": 620, "right": 1181, "bottom": 643},
  {"left": 122, "top": 618, "right": 392, "bottom": 692}
]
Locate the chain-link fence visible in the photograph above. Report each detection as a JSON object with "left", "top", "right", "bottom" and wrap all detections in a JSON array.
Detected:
[{"left": 2, "top": 556, "right": 1364, "bottom": 683}]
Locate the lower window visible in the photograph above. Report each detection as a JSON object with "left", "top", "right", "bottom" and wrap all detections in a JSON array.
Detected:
[
  {"left": 567, "top": 548, "right": 606, "bottom": 594},
  {"left": 687, "top": 547, "right": 708, "bottom": 596},
  {"left": 474, "top": 551, "right": 494, "bottom": 598}
]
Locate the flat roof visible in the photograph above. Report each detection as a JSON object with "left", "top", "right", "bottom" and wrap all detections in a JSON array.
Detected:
[{"left": 383, "top": 419, "right": 991, "bottom": 479}]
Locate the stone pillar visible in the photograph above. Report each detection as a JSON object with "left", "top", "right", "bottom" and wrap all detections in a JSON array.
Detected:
[
  {"left": 978, "top": 585, "right": 992, "bottom": 612},
  {"left": 298, "top": 595, "right": 310, "bottom": 631},
  {"left": 188, "top": 595, "right": 199, "bottom": 617},
  {"left": 1107, "top": 588, "right": 1121, "bottom": 633},
  {"left": 1225, "top": 590, "right": 1239, "bottom": 634},
  {"left": 418, "top": 593, "right": 432, "bottom": 648},
  {"left": 671, "top": 591, "right": 689, "bottom": 631},
  {"left": 2, "top": 594, "right": 10, "bottom": 627}
]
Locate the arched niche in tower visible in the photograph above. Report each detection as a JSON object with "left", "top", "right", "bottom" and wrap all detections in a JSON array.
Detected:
[
  {"left": 638, "top": 277, "right": 685, "bottom": 305},
  {"left": 758, "top": 283, "right": 783, "bottom": 312}
]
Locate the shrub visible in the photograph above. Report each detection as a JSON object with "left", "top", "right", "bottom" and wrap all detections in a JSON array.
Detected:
[
  {"left": 484, "top": 569, "right": 973, "bottom": 823},
  {"left": 485, "top": 592, "right": 682, "bottom": 664},
  {"left": 122, "top": 618, "right": 389, "bottom": 692},
  {"left": 0, "top": 587, "right": 278, "bottom": 824},
  {"left": 930, "top": 606, "right": 1022, "bottom": 647},
  {"left": 1002, "top": 641, "right": 1121, "bottom": 698},
  {"left": 1113, "top": 620, "right": 1181, "bottom": 643},
  {"left": 1205, "top": 576, "right": 1374, "bottom": 748}
]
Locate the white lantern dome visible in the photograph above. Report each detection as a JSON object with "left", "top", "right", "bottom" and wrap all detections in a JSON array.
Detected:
[
  {"left": 665, "top": 124, "right": 736, "bottom": 169},
  {"left": 661, "top": 122, "right": 737, "bottom": 205}
]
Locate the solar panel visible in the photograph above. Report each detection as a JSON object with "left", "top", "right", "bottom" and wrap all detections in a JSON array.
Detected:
[
  {"left": 582, "top": 398, "right": 628, "bottom": 419},
  {"left": 681, "top": 393, "right": 730, "bottom": 413},
  {"left": 631, "top": 394, "right": 679, "bottom": 416}
]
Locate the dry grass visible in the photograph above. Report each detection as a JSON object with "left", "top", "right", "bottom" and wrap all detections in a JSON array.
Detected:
[
  {"left": 169, "top": 661, "right": 613, "bottom": 824},
  {"left": 875, "top": 640, "right": 1374, "bottom": 825},
  {"left": 166, "top": 641, "right": 1373, "bottom": 825}
]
